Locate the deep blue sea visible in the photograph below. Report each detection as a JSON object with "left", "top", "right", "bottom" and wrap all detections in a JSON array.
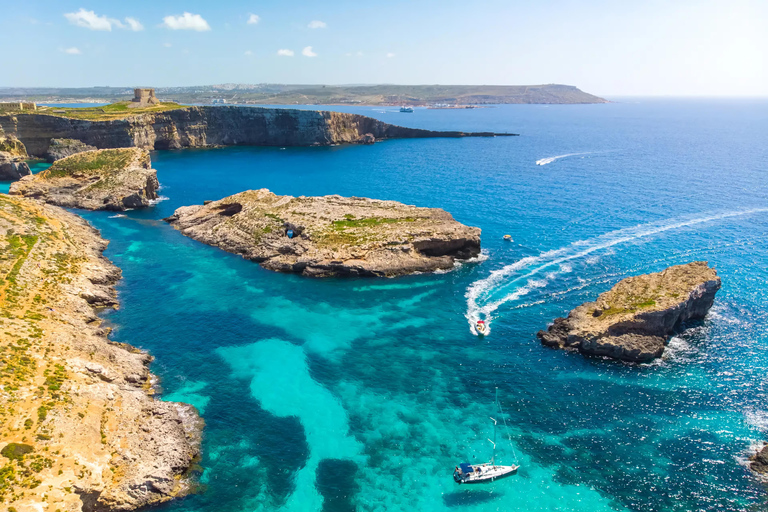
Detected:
[{"left": 4, "top": 99, "right": 768, "bottom": 511}]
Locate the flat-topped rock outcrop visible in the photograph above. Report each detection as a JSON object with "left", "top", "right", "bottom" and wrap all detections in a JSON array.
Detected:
[
  {"left": 0, "top": 105, "right": 516, "bottom": 157},
  {"left": 165, "top": 189, "right": 481, "bottom": 277},
  {"left": 537, "top": 262, "right": 721, "bottom": 362},
  {"left": 0, "top": 195, "right": 202, "bottom": 511},
  {"left": 10, "top": 147, "right": 159, "bottom": 210}
]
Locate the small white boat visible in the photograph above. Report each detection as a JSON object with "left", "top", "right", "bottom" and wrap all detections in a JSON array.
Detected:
[
  {"left": 476, "top": 320, "right": 487, "bottom": 336},
  {"left": 453, "top": 389, "right": 520, "bottom": 484},
  {"left": 399, "top": 106, "right": 414, "bottom": 113}
]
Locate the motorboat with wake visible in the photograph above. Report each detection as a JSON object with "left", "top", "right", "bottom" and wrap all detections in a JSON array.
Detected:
[
  {"left": 453, "top": 389, "right": 519, "bottom": 484},
  {"left": 475, "top": 320, "right": 487, "bottom": 336}
]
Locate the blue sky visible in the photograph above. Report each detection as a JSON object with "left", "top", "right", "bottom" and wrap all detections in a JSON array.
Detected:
[{"left": 2, "top": 0, "right": 766, "bottom": 96}]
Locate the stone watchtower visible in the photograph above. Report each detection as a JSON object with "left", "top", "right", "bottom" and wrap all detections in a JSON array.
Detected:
[{"left": 130, "top": 88, "right": 160, "bottom": 107}]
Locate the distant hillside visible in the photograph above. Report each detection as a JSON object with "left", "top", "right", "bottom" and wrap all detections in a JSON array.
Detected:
[{"left": 0, "top": 84, "right": 607, "bottom": 106}]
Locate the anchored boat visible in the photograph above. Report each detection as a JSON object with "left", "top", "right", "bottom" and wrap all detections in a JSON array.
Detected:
[
  {"left": 399, "top": 106, "right": 414, "bottom": 113},
  {"left": 453, "top": 389, "right": 519, "bottom": 484}
]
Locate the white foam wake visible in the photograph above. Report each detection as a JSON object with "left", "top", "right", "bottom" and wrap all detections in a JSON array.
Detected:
[
  {"left": 536, "top": 152, "right": 592, "bottom": 166},
  {"left": 465, "top": 208, "right": 768, "bottom": 335}
]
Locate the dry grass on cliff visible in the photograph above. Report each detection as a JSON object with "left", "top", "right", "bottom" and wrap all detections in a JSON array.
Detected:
[
  {"left": 40, "top": 101, "right": 185, "bottom": 121},
  {"left": 41, "top": 148, "right": 142, "bottom": 178}
]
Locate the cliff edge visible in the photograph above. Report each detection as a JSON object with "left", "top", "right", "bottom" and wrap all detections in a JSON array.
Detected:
[
  {"left": 537, "top": 262, "right": 721, "bottom": 362},
  {"left": 0, "top": 105, "right": 516, "bottom": 157},
  {"left": 10, "top": 147, "right": 159, "bottom": 211},
  {"left": 165, "top": 189, "right": 481, "bottom": 277},
  {"left": 0, "top": 194, "right": 202, "bottom": 511}
]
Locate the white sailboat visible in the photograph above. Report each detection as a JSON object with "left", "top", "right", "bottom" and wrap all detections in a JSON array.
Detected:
[{"left": 453, "top": 389, "right": 519, "bottom": 484}]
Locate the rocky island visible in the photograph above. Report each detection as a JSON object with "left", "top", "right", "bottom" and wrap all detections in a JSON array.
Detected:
[
  {"left": 164, "top": 189, "right": 481, "bottom": 277},
  {"left": 0, "top": 91, "right": 516, "bottom": 158},
  {"left": 0, "top": 194, "right": 201, "bottom": 511},
  {"left": 537, "top": 262, "right": 721, "bottom": 362},
  {"left": 9, "top": 147, "right": 159, "bottom": 211},
  {"left": 750, "top": 443, "right": 768, "bottom": 475}
]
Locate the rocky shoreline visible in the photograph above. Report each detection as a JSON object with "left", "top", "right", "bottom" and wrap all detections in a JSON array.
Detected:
[
  {"left": 165, "top": 189, "right": 481, "bottom": 277},
  {"left": 0, "top": 106, "right": 517, "bottom": 157},
  {"left": 0, "top": 195, "right": 202, "bottom": 511},
  {"left": 9, "top": 147, "right": 159, "bottom": 211},
  {"left": 537, "top": 262, "right": 721, "bottom": 362}
]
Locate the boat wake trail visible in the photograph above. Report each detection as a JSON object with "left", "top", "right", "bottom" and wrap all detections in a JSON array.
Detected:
[
  {"left": 465, "top": 208, "right": 768, "bottom": 335},
  {"left": 536, "top": 152, "right": 592, "bottom": 166}
]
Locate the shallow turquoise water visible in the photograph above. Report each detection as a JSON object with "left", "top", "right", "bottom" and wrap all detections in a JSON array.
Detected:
[{"left": 34, "top": 100, "right": 768, "bottom": 511}]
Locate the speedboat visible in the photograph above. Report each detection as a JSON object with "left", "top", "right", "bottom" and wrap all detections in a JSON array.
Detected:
[{"left": 476, "top": 320, "right": 487, "bottom": 336}]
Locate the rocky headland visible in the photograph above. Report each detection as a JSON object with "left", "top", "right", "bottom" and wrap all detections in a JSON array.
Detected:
[
  {"left": 537, "top": 262, "right": 721, "bottom": 362},
  {"left": 164, "top": 189, "right": 481, "bottom": 277},
  {"left": 0, "top": 194, "right": 202, "bottom": 511},
  {"left": 0, "top": 105, "right": 516, "bottom": 157},
  {"left": 10, "top": 147, "right": 159, "bottom": 211}
]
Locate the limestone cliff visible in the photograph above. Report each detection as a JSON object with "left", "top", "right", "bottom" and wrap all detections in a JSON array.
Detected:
[
  {"left": 0, "top": 151, "right": 31, "bottom": 181},
  {"left": 0, "top": 194, "right": 202, "bottom": 511},
  {"left": 537, "top": 262, "right": 721, "bottom": 362},
  {"left": 46, "top": 138, "right": 97, "bottom": 162},
  {"left": 10, "top": 148, "right": 159, "bottom": 211},
  {"left": 165, "top": 189, "right": 481, "bottom": 277},
  {"left": 0, "top": 106, "right": 516, "bottom": 157}
]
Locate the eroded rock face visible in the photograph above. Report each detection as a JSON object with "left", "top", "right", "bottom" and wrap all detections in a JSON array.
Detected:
[
  {"left": 10, "top": 147, "right": 159, "bottom": 211},
  {"left": 165, "top": 189, "right": 481, "bottom": 277},
  {"left": 0, "top": 150, "right": 31, "bottom": 180},
  {"left": 537, "top": 262, "right": 721, "bottom": 362},
  {"left": 0, "top": 195, "right": 202, "bottom": 511},
  {"left": 0, "top": 106, "right": 516, "bottom": 157},
  {"left": 751, "top": 443, "right": 768, "bottom": 475},
  {"left": 46, "top": 137, "right": 98, "bottom": 162}
]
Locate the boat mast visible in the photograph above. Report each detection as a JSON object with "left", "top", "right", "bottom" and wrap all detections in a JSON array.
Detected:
[{"left": 488, "top": 387, "right": 499, "bottom": 465}]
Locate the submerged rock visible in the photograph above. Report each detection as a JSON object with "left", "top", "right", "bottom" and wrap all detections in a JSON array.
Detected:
[
  {"left": 46, "top": 137, "right": 97, "bottom": 162},
  {"left": 0, "top": 150, "right": 31, "bottom": 180},
  {"left": 537, "top": 262, "right": 721, "bottom": 362},
  {"left": 10, "top": 147, "right": 159, "bottom": 211},
  {"left": 165, "top": 188, "right": 481, "bottom": 277}
]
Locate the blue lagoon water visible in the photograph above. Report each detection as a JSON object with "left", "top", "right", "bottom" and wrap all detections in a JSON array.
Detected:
[{"left": 69, "top": 99, "right": 768, "bottom": 511}]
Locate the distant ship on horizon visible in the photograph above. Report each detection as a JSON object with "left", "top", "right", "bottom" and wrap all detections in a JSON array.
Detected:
[{"left": 399, "top": 106, "right": 414, "bottom": 113}]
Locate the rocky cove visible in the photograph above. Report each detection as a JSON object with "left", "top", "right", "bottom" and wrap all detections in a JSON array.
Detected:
[{"left": 0, "top": 105, "right": 516, "bottom": 157}]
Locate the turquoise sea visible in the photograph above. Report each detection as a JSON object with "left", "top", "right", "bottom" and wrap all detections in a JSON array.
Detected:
[{"left": 4, "top": 99, "right": 768, "bottom": 511}]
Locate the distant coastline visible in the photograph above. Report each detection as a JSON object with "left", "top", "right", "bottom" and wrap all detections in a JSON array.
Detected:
[{"left": 0, "top": 83, "right": 607, "bottom": 106}]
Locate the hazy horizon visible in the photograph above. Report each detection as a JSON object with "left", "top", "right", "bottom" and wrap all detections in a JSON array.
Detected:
[{"left": 3, "top": 0, "right": 766, "bottom": 97}]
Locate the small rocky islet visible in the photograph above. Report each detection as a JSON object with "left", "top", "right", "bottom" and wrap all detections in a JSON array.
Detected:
[
  {"left": 9, "top": 147, "right": 159, "bottom": 211},
  {"left": 165, "top": 189, "right": 482, "bottom": 277},
  {"left": 537, "top": 261, "right": 721, "bottom": 362}
]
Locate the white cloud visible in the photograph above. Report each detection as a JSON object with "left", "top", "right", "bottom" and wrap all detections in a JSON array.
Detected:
[
  {"left": 62, "top": 47, "right": 81, "bottom": 55},
  {"left": 64, "top": 8, "right": 114, "bottom": 30},
  {"left": 247, "top": 13, "right": 260, "bottom": 25},
  {"left": 64, "top": 8, "right": 143, "bottom": 31},
  {"left": 302, "top": 46, "right": 317, "bottom": 57},
  {"left": 124, "top": 17, "right": 143, "bottom": 31},
  {"left": 386, "top": 52, "right": 395, "bottom": 58},
  {"left": 163, "top": 42, "right": 173, "bottom": 48},
  {"left": 244, "top": 50, "right": 253, "bottom": 56},
  {"left": 277, "top": 49, "right": 295, "bottom": 57},
  {"left": 162, "top": 12, "right": 211, "bottom": 31},
  {"left": 308, "top": 20, "right": 326, "bottom": 29}
]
